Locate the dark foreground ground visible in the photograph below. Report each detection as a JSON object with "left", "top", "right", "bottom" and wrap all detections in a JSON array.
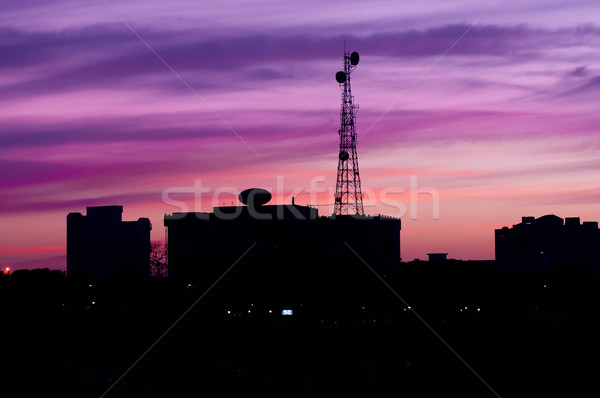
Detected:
[{"left": 1, "top": 261, "right": 599, "bottom": 397}]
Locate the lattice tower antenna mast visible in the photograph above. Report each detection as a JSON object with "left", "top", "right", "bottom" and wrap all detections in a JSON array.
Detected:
[{"left": 334, "top": 49, "right": 364, "bottom": 215}]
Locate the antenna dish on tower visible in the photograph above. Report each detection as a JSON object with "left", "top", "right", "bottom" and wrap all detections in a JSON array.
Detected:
[
  {"left": 350, "top": 51, "right": 360, "bottom": 66},
  {"left": 335, "top": 71, "right": 347, "bottom": 84}
]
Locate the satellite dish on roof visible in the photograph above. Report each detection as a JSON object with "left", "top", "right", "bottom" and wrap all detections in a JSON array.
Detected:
[
  {"left": 239, "top": 188, "right": 271, "bottom": 206},
  {"left": 335, "top": 71, "right": 347, "bottom": 84},
  {"left": 350, "top": 51, "right": 360, "bottom": 66}
]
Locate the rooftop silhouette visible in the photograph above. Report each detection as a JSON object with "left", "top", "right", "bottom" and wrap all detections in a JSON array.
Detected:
[
  {"left": 164, "top": 188, "right": 401, "bottom": 311},
  {"left": 67, "top": 206, "right": 152, "bottom": 280},
  {"left": 495, "top": 214, "right": 600, "bottom": 270}
]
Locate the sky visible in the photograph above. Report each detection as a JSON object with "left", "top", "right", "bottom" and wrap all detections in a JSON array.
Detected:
[{"left": 1, "top": 0, "right": 600, "bottom": 269}]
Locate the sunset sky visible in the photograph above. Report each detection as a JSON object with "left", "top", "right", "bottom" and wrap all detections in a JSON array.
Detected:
[{"left": 1, "top": 0, "right": 599, "bottom": 269}]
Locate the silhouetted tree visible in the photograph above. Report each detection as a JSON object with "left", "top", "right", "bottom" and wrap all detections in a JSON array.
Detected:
[{"left": 150, "top": 240, "right": 167, "bottom": 277}]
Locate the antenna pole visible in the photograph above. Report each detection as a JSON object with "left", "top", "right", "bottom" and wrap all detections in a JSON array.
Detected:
[{"left": 334, "top": 49, "right": 364, "bottom": 216}]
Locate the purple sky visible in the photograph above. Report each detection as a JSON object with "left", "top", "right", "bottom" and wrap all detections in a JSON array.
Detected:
[{"left": 1, "top": 0, "right": 600, "bottom": 268}]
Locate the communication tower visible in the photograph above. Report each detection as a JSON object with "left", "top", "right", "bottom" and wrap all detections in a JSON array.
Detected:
[{"left": 334, "top": 49, "right": 364, "bottom": 215}]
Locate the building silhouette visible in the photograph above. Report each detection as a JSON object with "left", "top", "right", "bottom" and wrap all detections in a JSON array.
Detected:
[
  {"left": 164, "top": 190, "right": 400, "bottom": 306},
  {"left": 495, "top": 215, "right": 600, "bottom": 269},
  {"left": 427, "top": 253, "right": 448, "bottom": 262},
  {"left": 67, "top": 206, "right": 152, "bottom": 279}
]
